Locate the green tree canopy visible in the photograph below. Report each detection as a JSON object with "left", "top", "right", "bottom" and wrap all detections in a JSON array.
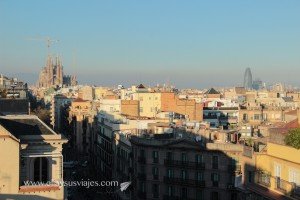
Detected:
[{"left": 284, "top": 128, "right": 300, "bottom": 149}]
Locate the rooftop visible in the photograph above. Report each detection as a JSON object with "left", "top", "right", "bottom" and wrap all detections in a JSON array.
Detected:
[
  {"left": 136, "top": 84, "right": 146, "bottom": 89},
  {"left": 204, "top": 88, "right": 220, "bottom": 95},
  {"left": 73, "top": 98, "right": 89, "bottom": 103},
  {"left": 0, "top": 115, "right": 57, "bottom": 137}
]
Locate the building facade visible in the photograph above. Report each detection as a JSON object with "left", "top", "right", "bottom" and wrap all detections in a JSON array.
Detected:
[{"left": 0, "top": 115, "right": 67, "bottom": 200}]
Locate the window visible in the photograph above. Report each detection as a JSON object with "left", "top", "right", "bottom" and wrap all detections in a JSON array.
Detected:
[
  {"left": 263, "top": 113, "right": 268, "bottom": 121},
  {"left": 243, "top": 114, "right": 248, "bottom": 121},
  {"left": 196, "top": 172, "right": 204, "bottom": 181},
  {"left": 152, "top": 167, "right": 159, "bottom": 180},
  {"left": 167, "top": 185, "right": 174, "bottom": 197},
  {"left": 211, "top": 173, "right": 220, "bottom": 187},
  {"left": 274, "top": 164, "right": 281, "bottom": 178},
  {"left": 289, "top": 169, "right": 300, "bottom": 185},
  {"left": 152, "top": 184, "right": 159, "bottom": 198},
  {"left": 212, "top": 156, "right": 218, "bottom": 169},
  {"left": 211, "top": 191, "right": 219, "bottom": 200},
  {"left": 166, "top": 152, "right": 173, "bottom": 161},
  {"left": 181, "top": 153, "right": 187, "bottom": 163},
  {"left": 34, "top": 157, "right": 48, "bottom": 182},
  {"left": 195, "top": 154, "right": 203, "bottom": 163},
  {"left": 167, "top": 169, "right": 174, "bottom": 178},
  {"left": 140, "top": 149, "right": 145, "bottom": 158},
  {"left": 181, "top": 187, "right": 188, "bottom": 198},
  {"left": 196, "top": 189, "right": 204, "bottom": 200},
  {"left": 140, "top": 107, "right": 143, "bottom": 112},
  {"left": 152, "top": 151, "right": 159, "bottom": 163},
  {"left": 140, "top": 182, "right": 146, "bottom": 192},
  {"left": 254, "top": 114, "right": 260, "bottom": 120},
  {"left": 140, "top": 165, "right": 145, "bottom": 174},
  {"left": 248, "top": 171, "right": 253, "bottom": 183},
  {"left": 181, "top": 170, "right": 188, "bottom": 180}
]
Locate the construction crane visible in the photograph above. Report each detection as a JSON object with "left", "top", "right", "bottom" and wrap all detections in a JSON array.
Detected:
[{"left": 27, "top": 36, "right": 59, "bottom": 55}]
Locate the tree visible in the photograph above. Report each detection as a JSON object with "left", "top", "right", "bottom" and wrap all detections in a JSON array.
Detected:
[
  {"left": 245, "top": 138, "right": 254, "bottom": 147},
  {"left": 0, "top": 89, "right": 7, "bottom": 98},
  {"left": 284, "top": 128, "right": 300, "bottom": 149},
  {"left": 32, "top": 106, "right": 51, "bottom": 125}
]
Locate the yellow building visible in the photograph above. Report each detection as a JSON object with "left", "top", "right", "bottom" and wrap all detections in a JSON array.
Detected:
[
  {"left": 249, "top": 142, "right": 300, "bottom": 199},
  {"left": 94, "top": 87, "right": 114, "bottom": 100},
  {"left": 131, "top": 92, "right": 162, "bottom": 118},
  {"left": 69, "top": 98, "right": 97, "bottom": 156}
]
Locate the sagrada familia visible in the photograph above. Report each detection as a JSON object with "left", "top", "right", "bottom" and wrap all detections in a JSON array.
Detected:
[{"left": 37, "top": 55, "right": 77, "bottom": 88}]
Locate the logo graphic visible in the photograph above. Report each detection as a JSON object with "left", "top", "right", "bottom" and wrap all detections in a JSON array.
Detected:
[{"left": 120, "top": 181, "right": 131, "bottom": 192}]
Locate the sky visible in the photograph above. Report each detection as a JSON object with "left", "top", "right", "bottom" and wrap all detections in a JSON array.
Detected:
[{"left": 0, "top": 0, "right": 300, "bottom": 88}]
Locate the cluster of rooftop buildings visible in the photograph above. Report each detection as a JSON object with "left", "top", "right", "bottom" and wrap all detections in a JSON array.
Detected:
[
  {"left": 47, "top": 81, "right": 300, "bottom": 200},
  {"left": 1, "top": 70, "right": 300, "bottom": 199}
]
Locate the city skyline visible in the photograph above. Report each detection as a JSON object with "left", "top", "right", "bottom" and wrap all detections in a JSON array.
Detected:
[{"left": 1, "top": 0, "right": 300, "bottom": 88}]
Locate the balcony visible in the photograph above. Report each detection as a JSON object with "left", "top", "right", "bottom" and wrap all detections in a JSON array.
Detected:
[
  {"left": 255, "top": 172, "right": 271, "bottom": 188},
  {"left": 153, "top": 158, "right": 159, "bottom": 163},
  {"left": 212, "top": 181, "right": 219, "bottom": 187},
  {"left": 153, "top": 174, "right": 159, "bottom": 180},
  {"left": 138, "top": 156, "right": 146, "bottom": 164},
  {"left": 228, "top": 165, "right": 241, "bottom": 173},
  {"left": 164, "top": 159, "right": 205, "bottom": 170},
  {"left": 275, "top": 178, "right": 289, "bottom": 193},
  {"left": 138, "top": 191, "right": 147, "bottom": 199},
  {"left": 163, "top": 177, "right": 205, "bottom": 188},
  {"left": 292, "top": 185, "right": 300, "bottom": 199}
]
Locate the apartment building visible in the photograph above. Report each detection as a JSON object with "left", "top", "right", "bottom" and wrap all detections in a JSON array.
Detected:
[
  {"left": 69, "top": 98, "right": 97, "bottom": 157},
  {"left": 239, "top": 104, "right": 290, "bottom": 126},
  {"left": 50, "top": 94, "right": 73, "bottom": 132},
  {"left": 161, "top": 92, "right": 203, "bottom": 122},
  {"left": 130, "top": 132, "right": 243, "bottom": 200}
]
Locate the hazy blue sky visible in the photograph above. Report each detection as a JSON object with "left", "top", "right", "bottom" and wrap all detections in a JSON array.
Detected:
[{"left": 0, "top": 0, "right": 299, "bottom": 88}]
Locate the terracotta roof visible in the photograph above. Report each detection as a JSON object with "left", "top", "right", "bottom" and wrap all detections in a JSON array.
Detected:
[
  {"left": 282, "top": 119, "right": 300, "bottom": 129},
  {"left": 285, "top": 110, "right": 297, "bottom": 116},
  {"left": 73, "top": 98, "right": 88, "bottom": 102}
]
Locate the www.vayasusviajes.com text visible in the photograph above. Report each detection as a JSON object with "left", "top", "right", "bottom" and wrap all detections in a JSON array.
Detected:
[{"left": 23, "top": 180, "right": 119, "bottom": 188}]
